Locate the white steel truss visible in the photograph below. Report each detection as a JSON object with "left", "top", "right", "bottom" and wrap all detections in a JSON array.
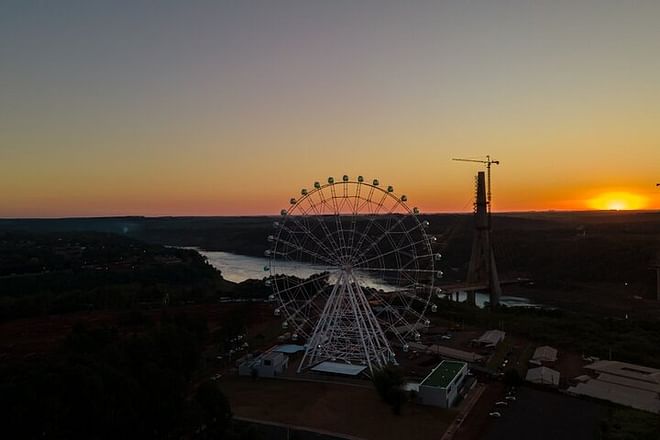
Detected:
[
  {"left": 267, "top": 177, "right": 439, "bottom": 374},
  {"left": 297, "top": 269, "right": 395, "bottom": 372}
]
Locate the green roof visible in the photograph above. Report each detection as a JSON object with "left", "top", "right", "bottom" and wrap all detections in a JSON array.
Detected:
[{"left": 421, "top": 361, "right": 466, "bottom": 388}]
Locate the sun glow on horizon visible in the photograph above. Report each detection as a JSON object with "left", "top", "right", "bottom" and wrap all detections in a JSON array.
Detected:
[{"left": 587, "top": 192, "right": 649, "bottom": 211}]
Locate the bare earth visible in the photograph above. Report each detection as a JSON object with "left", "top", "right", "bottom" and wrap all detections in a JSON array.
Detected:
[{"left": 219, "top": 376, "right": 454, "bottom": 440}]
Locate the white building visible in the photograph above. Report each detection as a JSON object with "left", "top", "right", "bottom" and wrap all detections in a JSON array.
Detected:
[
  {"left": 532, "top": 346, "right": 558, "bottom": 363},
  {"left": 526, "top": 366, "right": 560, "bottom": 386},
  {"left": 426, "top": 345, "right": 484, "bottom": 363},
  {"left": 417, "top": 360, "right": 468, "bottom": 408},
  {"left": 238, "top": 351, "right": 288, "bottom": 378},
  {"left": 473, "top": 330, "right": 505, "bottom": 348},
  {"left": 567, "top": 360, "right": 660, "bottom": 414}
]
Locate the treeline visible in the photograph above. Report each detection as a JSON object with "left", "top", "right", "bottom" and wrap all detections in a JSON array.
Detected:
[
  {"left": 2, "top": 213, "right": 659, "bottom": 292},
  {"left": 0, "top": 232, "right": 235, "bottom": 321},
  {"left": 0, "top": 312, "right": 256, "bottom": 439},
  {"left": 0, "top": 231, "right": 216, "bottom": 279}
]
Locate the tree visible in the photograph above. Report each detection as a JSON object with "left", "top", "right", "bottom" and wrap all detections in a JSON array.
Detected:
[
  {"left": 192, "top": 381, "right": 232, "bottom": 439},
  {"left": 372, "top": 365, "right": 408, "bottom": 415}
]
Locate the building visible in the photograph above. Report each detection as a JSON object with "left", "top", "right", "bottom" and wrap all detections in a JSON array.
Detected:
[
  {"left": 310, "top": 361, "right": 367, "bottom": 376},
  {"left": 526, "top": 366, "right": 560, "bottom": 386},
  {"left": 238, "top": 351, "right": 288, "bottom": 378},
  {"left": 417, "top": 360, "right": 468, "bottom": 408},
  {"left": 567, "top": 360, "right": 660, "bottom": 414},
  {"left": 531, "top": 346, "right": 558, "bottom": 363},
  {"left": 473, "top": 329, "right": 505, "bottom": 348},
  {"left": 273, "top": 344, "right": 305, "bottom": 354},
  {"left": 426, "top": 345, "right": 484, "bottom": 363}
]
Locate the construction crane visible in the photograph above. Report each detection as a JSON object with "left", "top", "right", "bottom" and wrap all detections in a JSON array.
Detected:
[
  {"left": 453, "top": 156, "right": 502, "bottom": 307},
  {"left": 452, "top": 155, "right": 500, "bottom": 215}
]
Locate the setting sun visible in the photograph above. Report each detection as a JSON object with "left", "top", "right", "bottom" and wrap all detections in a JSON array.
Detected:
[{"left": 587, "top": 192, "right": 649, "bottom": 211}]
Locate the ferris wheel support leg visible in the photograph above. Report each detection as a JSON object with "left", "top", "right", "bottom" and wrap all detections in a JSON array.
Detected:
[
  {"left": 297, "top": 278, "right": 343, "bottom": 373},
  {"left": 351, "top": 277, "right": 394, "bottom": 366},
  {"left": 344, "top": 279, "right": 377, "bottom": 372}
]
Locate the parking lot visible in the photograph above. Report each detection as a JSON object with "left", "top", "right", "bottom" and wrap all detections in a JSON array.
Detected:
[{"left": 483, "top": 387, "right": 604, "bottom": 440}]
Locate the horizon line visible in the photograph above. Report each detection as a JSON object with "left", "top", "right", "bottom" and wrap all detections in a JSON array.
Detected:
[{"left": 2, "top": 208, "right": 660, "bottom": 221}]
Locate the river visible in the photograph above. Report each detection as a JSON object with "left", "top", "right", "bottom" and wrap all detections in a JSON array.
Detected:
[{"left": 195, "top": 249, "right": 542, "bottom": 308}]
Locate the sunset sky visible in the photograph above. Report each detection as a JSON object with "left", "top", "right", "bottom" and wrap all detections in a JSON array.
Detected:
[{"left": 1, "top": 1, "right": 659, "bottom": 217}]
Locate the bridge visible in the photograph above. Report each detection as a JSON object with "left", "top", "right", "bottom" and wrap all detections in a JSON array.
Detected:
[{"left": 436, "top": 278, "right": 532, "bottom": 298}]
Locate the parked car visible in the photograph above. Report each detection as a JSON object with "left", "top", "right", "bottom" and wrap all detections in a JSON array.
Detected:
[
  {"left": 495, "top": 401, "right": 508, "bottom": 407},
  {"left": 489, "top": 412, "right": 502, "bottom": 418}
]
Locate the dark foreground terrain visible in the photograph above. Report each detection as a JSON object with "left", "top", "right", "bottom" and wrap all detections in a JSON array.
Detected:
[{"left": 0, "top": 213, "right": 659, "bottom": 439}]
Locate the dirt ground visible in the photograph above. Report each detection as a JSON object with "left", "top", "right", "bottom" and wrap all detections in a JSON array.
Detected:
[{"left": 219, "top": 376, "right": 455, "bottom": 440}]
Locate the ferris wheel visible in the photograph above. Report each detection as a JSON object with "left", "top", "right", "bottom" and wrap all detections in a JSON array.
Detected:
[{"left": 265, "top": 175, "right": 441, "bottom": 372}]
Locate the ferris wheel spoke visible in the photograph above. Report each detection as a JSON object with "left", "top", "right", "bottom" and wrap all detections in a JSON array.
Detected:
[
  {"left": 374, "top": 302, "right": 409, "bottom": 338},
  {"left": 280, "top": 287, "right": 328, "bottom": 325},
  {"left": 349, "top": 198, "right": 407, "bottom": 261},
  {"left": 356, "top": 214, "right": 422, "bottom": 262},
  {"left": 328, "top": 184, "right": 349, "bottom": 255},
  {"left": 298, "top": 195, "right": 344, "bottom": 262},
  {"left": 371, "top": 189, "right": 389, "bottom": 215},
  {"left": 328, "top": 187, "right": 351, "bottom": 255},
  {"left": 280, "top": 216, "right": 342, "bottom": 265},
  {"left": 355, "top": 266, "right": 437, "bottom": 274},
  {"left": 273, "top": 236, "right": 339, "bottom": 267},
  {"left": 273, "top": 272, "right": 336, "bottom": 297},
  {"left": 355, "top": 236, "right": 432, "bottom": 268}
]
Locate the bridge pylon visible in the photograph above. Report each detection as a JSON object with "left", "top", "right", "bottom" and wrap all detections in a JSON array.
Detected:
[{"left": 466, "top": 171, "right": 502, "bottom": 308}]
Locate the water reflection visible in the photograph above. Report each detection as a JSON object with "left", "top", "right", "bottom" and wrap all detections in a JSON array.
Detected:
[
  {"left": 195, "top": 249, "right": 542, "bottom": 308},
  {"left": 197, "top": 250, "right": 397, "bottom": 291}
]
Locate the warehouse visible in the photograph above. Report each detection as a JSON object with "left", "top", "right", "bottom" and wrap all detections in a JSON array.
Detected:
[{"left": 567, "top": 360, "right": 660, "bottom": 414}]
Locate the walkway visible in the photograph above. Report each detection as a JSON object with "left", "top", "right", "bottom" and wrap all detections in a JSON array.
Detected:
[{"left": 440, "top": 383, "right": 486, "bottom": 440}]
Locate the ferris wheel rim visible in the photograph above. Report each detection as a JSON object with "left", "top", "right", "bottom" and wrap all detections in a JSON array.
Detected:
[{"left": 266, "top": 176, "right": 439, "bottom": 348}]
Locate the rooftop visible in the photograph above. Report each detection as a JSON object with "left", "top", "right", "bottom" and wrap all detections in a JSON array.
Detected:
[
  {"left": 427, "top": 345, "right": 484, "bottom": 363},
  {"left": 474, "top": 329, "right": 505, "bottom": 346},
  {"left": 526, "top": 366, "right": 560, "bottom": 386},
  {"left": 532, "top": 345, "right": 558, "bottom": 362},
  {"left": 585, "top": 360, "right": 660, "bottom": 384},
  {"left": 310, "top": 361, "right": 367, "bottom": 376},
  {"left": 421, "top": 361, "right": 466, "bottom": 388},
  {"left": 274, "top": 344, "right": 305, "bottom": 354},
  {"left": 568, "top": 379, "right": 660, "bottom": 414}
]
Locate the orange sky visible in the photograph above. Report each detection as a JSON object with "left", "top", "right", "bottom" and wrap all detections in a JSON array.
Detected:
[{"left": 1, "top": 2, "right": 659, "bottom": 217}]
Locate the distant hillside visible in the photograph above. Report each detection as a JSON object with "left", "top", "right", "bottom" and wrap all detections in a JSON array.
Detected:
[
  {"left": 2, "top": 212, "right": 659, "bottom": 296},
  {"left": 0, "top": 231, "right": 235, "bottom": 320}
]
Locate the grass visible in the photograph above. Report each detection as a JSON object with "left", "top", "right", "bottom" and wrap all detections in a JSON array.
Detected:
[{"left": 598, "top": 407, "right": 660, "bottom": 440}]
